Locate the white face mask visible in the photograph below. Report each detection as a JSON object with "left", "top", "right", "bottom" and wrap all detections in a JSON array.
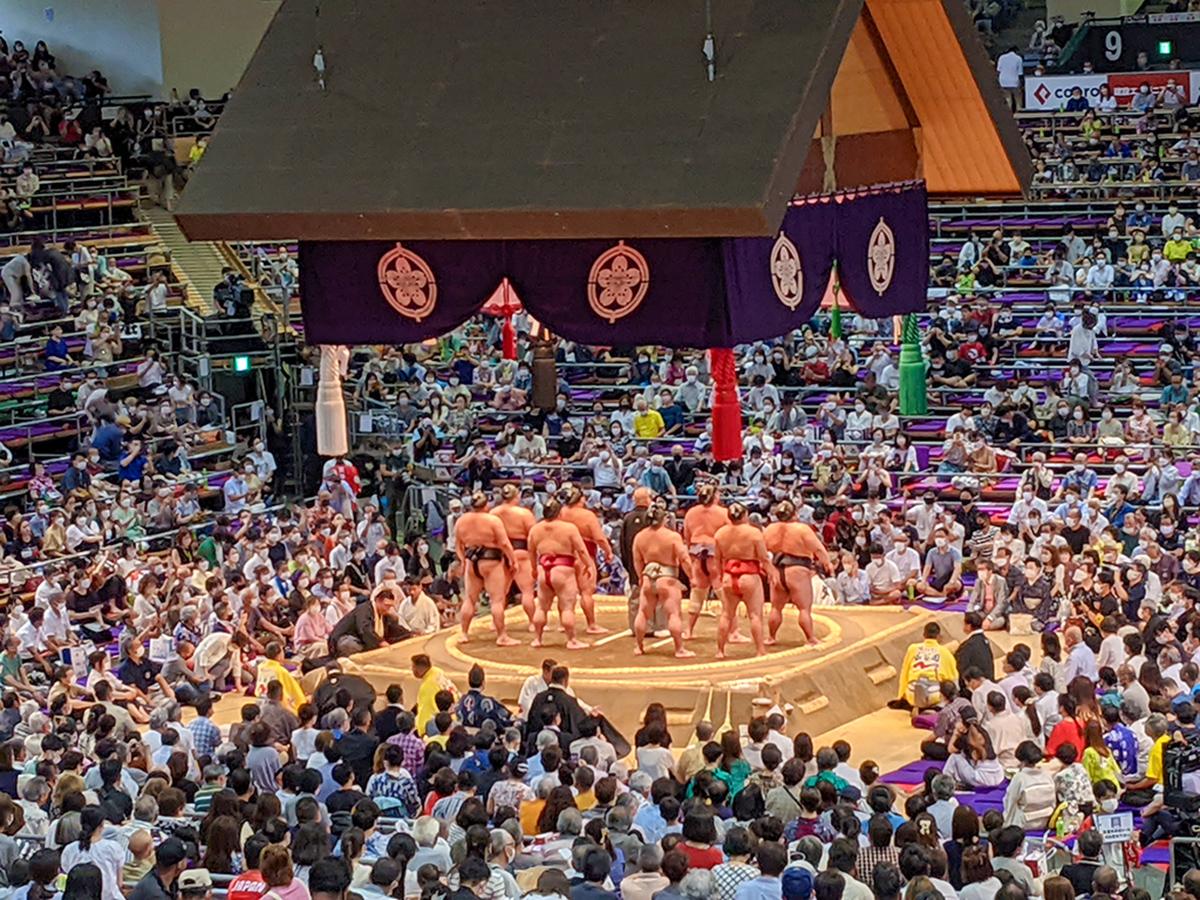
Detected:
[
  {"left": 935, "top": 538, "right": 947, "bottom": 549},
  {"left": 1100, "top": 798, "right": 1119, "bottom": 813}
]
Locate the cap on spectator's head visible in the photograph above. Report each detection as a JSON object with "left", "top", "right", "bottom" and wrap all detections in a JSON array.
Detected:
[
  {"left": 156, "top": 837, "right": 188, "bottom": 868},
  {"left": 178, "top": 869, "right": 212, "bottom": 892},
  {"left": 1161, "top": 344, "right": 1175, "bottom": 355},
  {"left": 782, "top": 868, "right": 813, "bottom": 900}
]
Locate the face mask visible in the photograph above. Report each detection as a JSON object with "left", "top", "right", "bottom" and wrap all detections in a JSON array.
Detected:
[
  {"left": 638, "top": 356, "right": 649, "bottom": 364},
  {"left": 686, "top": 374, "right": 697, "bottom": 383},
  {"left": 1100, "top": 798, "right": 1119, "bottom": 813},
  {"left": 1073, "top": 411, "right": 1084, "bottom": 420},
  {"left": 1023, "top": 491, "right": 1033, "bottom": 501},
  {"left": 855, "top": 404, "right": 865, "bottom": 413},
  {"left": 449, "top": 377, "right": 459, "bottom": 386},
  {"left": 855, "top": 535, "right": 867, "bottom": 546},
  {"left": 935, "top": 538, "right": 947, "bottom": 549}
]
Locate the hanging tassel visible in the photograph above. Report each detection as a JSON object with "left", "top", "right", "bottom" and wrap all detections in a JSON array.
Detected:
[
  {"left": 708, "top": 347, "right": 743, "bottom": 462},
  {"left": 502, "top": 316, "right": 516, "bottom": 360},
  {"left": 316, "top": 345, "right": 349, "bottom": 457}
]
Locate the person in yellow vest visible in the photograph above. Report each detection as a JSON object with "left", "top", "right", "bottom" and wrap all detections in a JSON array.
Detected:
[
  {"left": 890, "top": 622, "right": 958, "bottom": 711},
  {"left": 413, "top": 653, "right": 456, "bottom": 734},
  {"left": 254, "top": 641, "right": 306, "bottom": 711}
]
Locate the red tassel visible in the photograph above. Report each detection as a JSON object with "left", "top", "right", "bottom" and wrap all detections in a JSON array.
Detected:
[
  {"left": 708, "top": 347, "right": 743, "bottom": 462},
  {"left": 502, "top": 317, "right": 516, "bottom": 360}
]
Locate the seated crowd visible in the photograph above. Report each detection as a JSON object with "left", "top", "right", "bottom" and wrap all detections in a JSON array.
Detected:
[{"left": 3, "top": 17, "right": 1200, "bottom": 900}]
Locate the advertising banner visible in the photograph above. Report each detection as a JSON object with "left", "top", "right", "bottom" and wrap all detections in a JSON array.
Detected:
[{"left": 1024, "top": 70, "right": 1197, "bottom": 110}]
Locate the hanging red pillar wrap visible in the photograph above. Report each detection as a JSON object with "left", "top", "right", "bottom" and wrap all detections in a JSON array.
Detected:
[
  {"left": 501, "top": 317, "right": 516, "bottom": 359},
  {"left": 708, "top": 347, "right": 743, "bottom": 462}
]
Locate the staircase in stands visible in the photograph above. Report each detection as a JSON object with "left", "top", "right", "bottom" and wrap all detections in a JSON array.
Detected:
[{"left": 142, "top": 205, "right": 226, "bottom": 315}]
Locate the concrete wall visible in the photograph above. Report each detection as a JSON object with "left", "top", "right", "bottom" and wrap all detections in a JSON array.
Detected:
[
  {"left": 157, "top": 0, "right": 280, "bottom": 98},
  {"left": 2, "top": 0, "right": 164, "bottom": 95}
]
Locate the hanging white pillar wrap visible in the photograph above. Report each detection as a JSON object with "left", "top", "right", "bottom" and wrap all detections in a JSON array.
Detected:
[{"left": 317, "top": 344, "right": 350, "bottom": 457}]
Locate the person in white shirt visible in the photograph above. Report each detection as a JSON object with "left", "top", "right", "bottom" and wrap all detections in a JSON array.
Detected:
[
  {"left": 1007, "top": 491, "right": 1048, "bottom": 529},
  {"left": 41, "top": 593, "right": 75, "bottom": 649},
  {"left": 996, "top": 47, "right": 1023, "bottom": 107},
  {"left": 1097, "top": 618, "right": 1126, "bottom": 671},
  {"left": 398, "top": 579, "right": 441, "bottom": 635},
  {"left": 905, "top": 494, "right": 943, "bottom": 543},
  {"left": 1085, "top": 255, "right": 1115, "bottom": 290},
  {"left": 375, "top": 545, "right": 407, "bottom": 584},
  {"left": 248, "top": 438, "right": 277, "bottom": 483},
  {"left": 1067, "top": 318, "right": 1100, "bottom": 363},
  {"left": 518, "top": 661, "right": 555, "bottom": 718},
  {"left": 886, "top": 535, "right": 922, "bottom": 584},
  {"left": 866, "top": 547, "right": 903, "bottom": 603}
]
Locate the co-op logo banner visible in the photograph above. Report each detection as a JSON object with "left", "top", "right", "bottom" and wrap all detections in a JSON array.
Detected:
[{"left": 1023, "top": 70, "right": 1199, "bottom": 110}]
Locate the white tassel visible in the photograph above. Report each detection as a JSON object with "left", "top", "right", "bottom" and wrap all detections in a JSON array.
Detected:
[{"left": 316, "top": 344, "right": 349, "bottom": 457}]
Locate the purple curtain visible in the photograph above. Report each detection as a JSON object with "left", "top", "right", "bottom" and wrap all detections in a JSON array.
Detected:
[
  {"left": 299, "top": 240, "right": 507, "bottom": 344},
  {"left": 504, "top": 238, "right": 730, "bottom": 347},
  {"left": 720, "top": 200, "right": 838, "bottom": 342},
  {"left": 833, "top": 183, "right": 928, "bottom": 318},
  {"left": 298, "top": 182, "right": 927, "bottom": 348}
]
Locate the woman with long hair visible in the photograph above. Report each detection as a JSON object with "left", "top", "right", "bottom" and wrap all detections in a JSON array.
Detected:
[
  {"left": 200, "top": 815, "right": 244, "bottom": 874},
  {"left": 1039, "top": 632, "right": 1065, "bottom": 692},
  {"left": 943, "top": 713, "right": 1004, "bottom": 788},
  {"left": 635, "top": 703, "right": 671, "bottom": 748},
  {"left": 1081, "top": 720, "right": 1123, "bottom": 789},
  {"left": 199, "top": 789, "right": 241, "bottom": 843},
  {"left": 716, "top": 731, "right": 751, "bottom": 797},
  {"left": 59, "top": 806, "right": 124, "bottom": 900},
  {"left": 943, "top": 805, "right": 982, "bottom": 889},
  {"left": 536, "top": 785, "right": 577, "bottom": 835},
  {"left": 957, "top": 845, "right": 1000, "bottom": 900},
  {"left": 291, "top": 822, "right": 329, "bottom": 884},
  {"left": 1044, "top": 694, "right": 1087, "bottom": 760},
  {"left": 61, "top": 862, "right": 103, "bottom": 900}
]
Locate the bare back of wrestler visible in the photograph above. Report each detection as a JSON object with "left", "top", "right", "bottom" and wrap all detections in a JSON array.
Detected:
[
  {"left": 681, "top": 487, "right": 733, "bottom": 641},
  {"left": 631, "top": 509, "right": 694, "bottom": 658},
  {"left": 453, "top": 492, "right": 518, "bottom": 646},
  {"left": 713, "top": 504, "right": 770, "bottom": 659},
  {"left": 763, "top": 502, "right": 831, "bottom": 645},
  {"left": 559, "top": 493, "right": 612, "bottom": 635},
  {"left": 493, "top": 487, "right": 537, "bottom": 627},
  {"left": 527, "top": 499, "right": 591, "bottom": 650}
]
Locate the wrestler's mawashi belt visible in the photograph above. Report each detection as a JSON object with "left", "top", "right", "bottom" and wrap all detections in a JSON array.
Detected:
[
  {"left": 774, "top": 553, "right": 815, "bottom": 570},
  {"left": 642, "top": 563, "right": 680, "bottom": 583},
  {"left": 465, "top": 545, "right": 503, "bottom": 579},
  {"left": 511, "top": 539, "right": 528, "bottom": 551},
  {"left": 724, "top": 559, "right": 763, "bottom": 598},
  {"left": 537, "top": 554, "right": 576, "bottom": 581}
]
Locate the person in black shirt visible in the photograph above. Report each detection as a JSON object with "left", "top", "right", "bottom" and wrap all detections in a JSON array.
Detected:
[
  {"left": 335, "top": 706, "right": 380, "bottom": 789},
  {"left": 1015, "top": 558, "right": 1056, "bottom": 630},
  {"left": 324, "top": 763, "right": 368, "bottom": 815},
  {"left": 374, "top": 684, "right": 405, "bottom": 743},
  {"left": 116, "top": 638, "right": 165, "bottom": 697},
  {"left": 1061, "top": 511, "right": 1090, "bottom": 556},
  {"left": 1123, "top": 564, "right": 1148, "bottom": 622},
  {"left": 45, "top": 377, "right": 75, "bottom": 415},
  {"left": 665, "top": 446, "right": 695, "bottom": 494},
  {"left": 428, "top": 562, "right": 462, "bottom": 609}
]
